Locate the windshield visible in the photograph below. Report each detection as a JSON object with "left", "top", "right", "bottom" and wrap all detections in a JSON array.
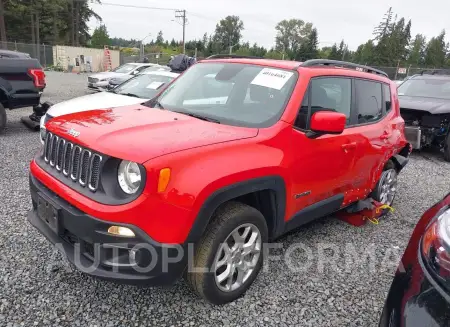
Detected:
[
  {"left": 153, "top": 62, "right": 297, "bottom": 127},
  {"left": 114, "top": 74, "right": 175, "bottom": 99},
  {"left": 398, "top": 78, "right": 450, "bottom": 99},
  {"left": 113, "top": 64, "right": 137, "bottom": 74}
]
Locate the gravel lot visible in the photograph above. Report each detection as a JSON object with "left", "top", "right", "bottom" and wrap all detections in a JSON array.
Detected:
[{"left": 1, "top": 71, "right": 449, "bottom": 327}]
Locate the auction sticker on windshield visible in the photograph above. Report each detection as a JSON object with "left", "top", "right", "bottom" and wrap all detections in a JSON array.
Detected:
[
  {"left": 251, "top": 68, "right": 294, "bottom": 90},
  {"left": 146, "top": 81, "right": 165, "bottom": 89}
]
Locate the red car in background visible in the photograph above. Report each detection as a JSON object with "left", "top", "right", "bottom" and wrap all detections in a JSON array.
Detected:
[{"left": 379, "top": 192, "right": 450, "bottom": 327}]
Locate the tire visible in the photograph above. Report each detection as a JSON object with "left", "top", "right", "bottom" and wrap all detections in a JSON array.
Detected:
[
  {"left": 371, "top": 161, "right": 398, "bottom": 206},
  {"left": 186, "top": 201, "right": 268, "bottom": 305},
  {"left": 0, "top": 103, "right": 6, "bottom": 134},
  {"left": 444, "top": 133, "right": 450, "bottom": 162}
]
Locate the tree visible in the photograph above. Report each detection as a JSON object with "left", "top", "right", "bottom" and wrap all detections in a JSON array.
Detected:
[
  {"left": 408, "top": 34, "right": 426, "bottom": 66},
  {"left": 0, "top": 0, "right": 6, "bottom": 46},
  {"left": 373, "top": 7, "right": 394, "bottom": 40},
  {"left": 328, "top": 44, "right": 340, "bottom": 60},
  {"left": 213, "top": 15, "right": 244, "bottom": 52},
  {"left": 295, "top": 28, "right": 318, "bottom": 60},
  {"left": 156, "top": 30, "right": 164, "bottom": 45},
  {"left": 275, "top": 19, "right": 313, "bottom": 58},
  {"left": 90, "top": 24, "right": 110, "bottom": 48},
  {"left": 3, "top": 0, "right": 101, "bottom": 47},
  {"left": 424, "top": 30, "right": 448, "bottom": 67}
]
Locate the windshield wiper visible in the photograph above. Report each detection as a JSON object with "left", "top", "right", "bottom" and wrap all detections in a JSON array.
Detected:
[
  {"left": 173, "top": 111, "right": 220, "bottom": 124},
  {"left": 119, "top": 92, "right": 140, "bottom": 98}
]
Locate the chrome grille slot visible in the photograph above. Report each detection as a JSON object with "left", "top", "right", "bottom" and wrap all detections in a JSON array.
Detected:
[
  {"left": 70, "top": 146, "right": 82, "bottom": 181},
  {"left": 79, "top": 150, "right": 91, "bottom": 186},
  {"left": 49, "top": 135, "right": 58, "bottom": 167},
  {"left": 41, "top": 132, "right": 103, "bottom": 192},
  {"left": 55, "top": 138, "right": 65, "bottom": 171},
  {"left": 62, "top": 142, "right": 73, "bottom": 176},
  {"left": 89, "top": 154, "right": 102, "bottom": 191},
  {"left": 44, "top": 133, "right": 52, "bottom": 162}
]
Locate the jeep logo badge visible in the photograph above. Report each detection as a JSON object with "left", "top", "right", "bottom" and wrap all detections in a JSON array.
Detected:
[{"left": 68, "top": 128, "right": 80, "bottom": 137}]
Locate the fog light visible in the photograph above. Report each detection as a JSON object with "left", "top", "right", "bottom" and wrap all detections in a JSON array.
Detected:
[{"left": 107, "top": 226, "right": 135, "bottom": 237}]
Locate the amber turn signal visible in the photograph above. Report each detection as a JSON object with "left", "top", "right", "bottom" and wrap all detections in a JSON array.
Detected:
[{"left": 158, "top": 168, "right": 171, "bottom": 193}]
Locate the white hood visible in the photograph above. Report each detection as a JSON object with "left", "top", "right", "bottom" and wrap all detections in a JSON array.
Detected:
[
  {"left": 89, "top": 72, "right": 128, "bottom": 80},
  {"left": 46, "top": 91, "right": 149, "bottom": 118}
]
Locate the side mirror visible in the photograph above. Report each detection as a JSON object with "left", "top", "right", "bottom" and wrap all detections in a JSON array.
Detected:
[{"left": 309, "top": 111, "right": 346, "bottom": 138}]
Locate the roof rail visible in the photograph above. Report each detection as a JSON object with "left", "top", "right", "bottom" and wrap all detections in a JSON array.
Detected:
[
  {"left": 205, "top": 54, "right": 264, "bottom": 60},
  {"left": 300, "top": 59, "right": 389, "bottom": 78}
]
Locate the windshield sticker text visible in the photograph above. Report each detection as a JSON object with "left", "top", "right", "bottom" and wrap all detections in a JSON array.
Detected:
[{"left": 251, "top": 68, "right": 294, "bottom": 90}]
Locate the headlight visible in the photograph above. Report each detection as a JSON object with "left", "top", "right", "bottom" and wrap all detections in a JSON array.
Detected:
[
  {"left": 421, "top": 208, "right": 450, "bottom": 282},
  {"left": 117, "top": 160, "right": 142, "bottom": 194}
]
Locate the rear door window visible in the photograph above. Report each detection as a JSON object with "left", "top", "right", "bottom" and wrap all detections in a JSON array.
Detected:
[{"left": 355, "top": 79, "right": 383, "bottom": 124}]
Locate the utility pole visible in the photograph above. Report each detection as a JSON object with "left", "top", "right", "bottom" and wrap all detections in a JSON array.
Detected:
[{"left": 175, "top": 10, "right": 187, "bottom": 54}]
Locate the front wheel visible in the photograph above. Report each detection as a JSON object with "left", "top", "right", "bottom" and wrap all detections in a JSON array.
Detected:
[{"left": 186, "top": 202, "right": 268, "bottom": 304}]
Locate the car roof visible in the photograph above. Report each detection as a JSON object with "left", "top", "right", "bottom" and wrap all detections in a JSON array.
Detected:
[
  {"left": 200, "top": 58, "right": 301, "bottom": 70},
  {"left": 143, "top": 71, "right": 180, "bottom": 78},
  {"left": 0, "top": 49, "right": 31, "bottom": 58},
  {"left": 129, "top": 63, "right": 158, "bottom": 67},
  {"left": 199, "top": 58, "right": 391, "bottom": 83},
  {"left": 409, "top": 74, "right": 450, "bottom": 80}
]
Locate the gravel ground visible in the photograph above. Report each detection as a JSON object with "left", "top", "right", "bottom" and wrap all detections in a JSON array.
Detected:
[{"left": 1, "top": 71, "right": 449, "bottom": 327}]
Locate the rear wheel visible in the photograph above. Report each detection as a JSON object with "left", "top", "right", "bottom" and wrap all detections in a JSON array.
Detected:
[
  {"left": 0, "top": 103, "right": 6, "bottom": 134},
  {"left": 186, "top": 202, "right": 268, "bottom": 305},
  {"left": 371, "top": 161, "right": 398, "bottom": 206}
]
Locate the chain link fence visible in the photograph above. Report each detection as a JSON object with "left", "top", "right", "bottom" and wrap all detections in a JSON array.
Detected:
[{"left": 0, "top": 41, "right": 53, "bottom": 67}]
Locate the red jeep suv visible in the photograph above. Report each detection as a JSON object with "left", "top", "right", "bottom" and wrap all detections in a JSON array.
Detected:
[{"left": 28, "top": 57, "right": 410, "bottom": 304}]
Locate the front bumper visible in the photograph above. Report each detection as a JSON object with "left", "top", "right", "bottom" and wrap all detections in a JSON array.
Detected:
[
  {"left": 88, "top": 80, "right": 109, "bottom": 91},
  {"left": 28, "top": 174, "right": 187, "bottom": 286}
]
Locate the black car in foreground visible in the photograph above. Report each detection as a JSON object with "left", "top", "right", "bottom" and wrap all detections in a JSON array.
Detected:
[
  {"left": 379, "top": 192, "right": 450, "bottom": 327},
  {"left": 399, "top": 71, "right": 450, "bottom": 161}
]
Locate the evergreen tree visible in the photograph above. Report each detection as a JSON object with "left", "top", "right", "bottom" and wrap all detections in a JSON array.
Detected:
[
  {"left": 424, "top": 30, "right": 448, "bottom": 67},
  {"left": 156, "top": 30, "right": 164, "bottom": 45},
  {"left": 408, "top": 34, "right": 426, "bottom": 66},
  {"left": 90, "top": 24, "right": 110, "bottom": 48}
]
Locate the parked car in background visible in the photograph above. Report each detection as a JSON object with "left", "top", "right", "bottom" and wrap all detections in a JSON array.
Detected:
[
  {"left": 379, "top": 191, "right": 450, "bottom": 327},
  {"left": 398, "top": 71, "right": 450, "bottom": 161},
  {"left": 40, "top": 70, "right": 179, "bottom": 142},
  {"left": 87, "top": 63, "right": 159, "bottom": 91},
  {"left": 0, "top": 52, "right": 45, "bottom": 133},
  {"left": 29, "top": 58, "right": 410, "bottom": 304},
  {"left": 106, "top": 65, "right": 171, "bottom": 90}
]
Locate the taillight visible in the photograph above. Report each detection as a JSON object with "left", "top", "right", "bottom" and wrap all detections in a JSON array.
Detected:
[
  {"left": 28, "top": 68, "right": 45, "bottom": 88},
  {"left": 421, "top": 208, "right": 450, "bottom": 282}
]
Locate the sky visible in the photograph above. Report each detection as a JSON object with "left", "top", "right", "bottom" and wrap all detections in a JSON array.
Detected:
[{"left": 88, "top": 0, "right": 450, "bottom": 51}]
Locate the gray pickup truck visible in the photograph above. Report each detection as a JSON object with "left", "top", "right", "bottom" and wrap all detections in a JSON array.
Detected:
[{"left": 0, "top": 50, "right": 45, "bottom": 133}]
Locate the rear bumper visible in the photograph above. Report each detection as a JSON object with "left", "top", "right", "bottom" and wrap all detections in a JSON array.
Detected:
[
  {"left": 8, "top": 92, "right": 41, "bottom": 109},
  {"left": 28, "top": 174, "right": 187, "bottom": 286}
]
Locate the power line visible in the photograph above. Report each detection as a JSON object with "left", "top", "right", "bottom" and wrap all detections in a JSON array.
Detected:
[
  {"left": 95, "top": 1, "right": 179, "bottom": 12},
  {"left": 175, "top": 10, "right": 187, "bottom": 54}
]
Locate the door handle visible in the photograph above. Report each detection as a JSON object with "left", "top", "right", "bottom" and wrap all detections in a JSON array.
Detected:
[{"left": 341, "top": 142, "right": 357, "bottom": 152}]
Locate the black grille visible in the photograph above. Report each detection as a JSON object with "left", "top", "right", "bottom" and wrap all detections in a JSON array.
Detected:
[
  {"left": 42, "top": 132, "right": 102, "bottom": 192},
  {"left": 88, "top": 77, "right": 98, "bottom": 83}
]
